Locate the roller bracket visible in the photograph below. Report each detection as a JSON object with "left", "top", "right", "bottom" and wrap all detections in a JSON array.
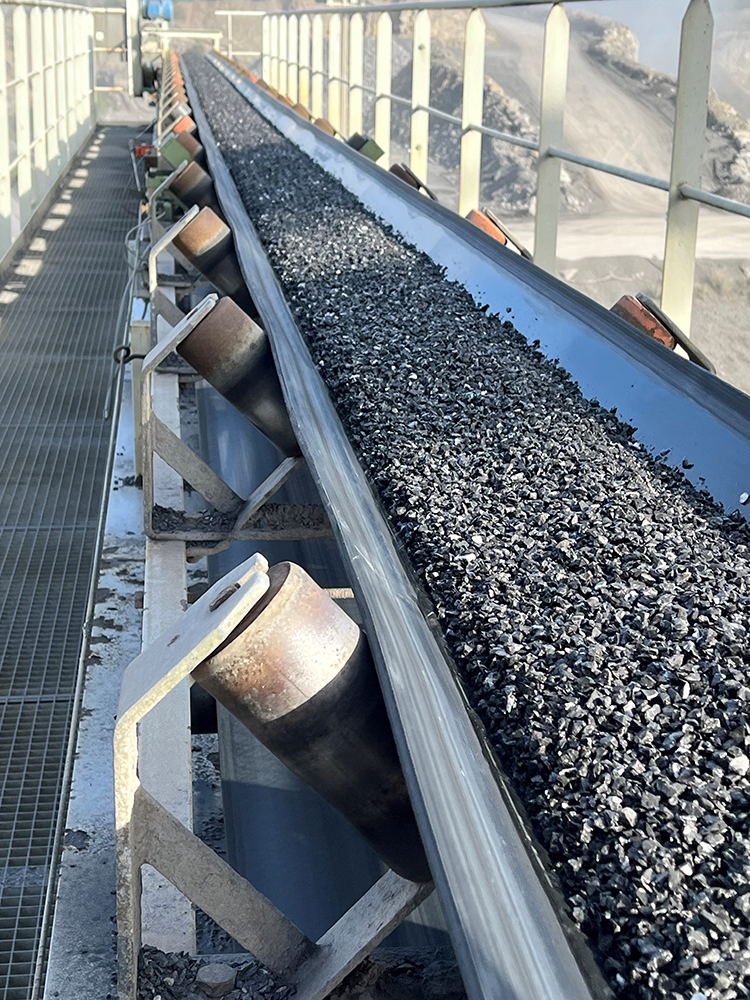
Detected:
[
  {"left": 115, "top": 554, "right": 432, "bottom": 1000},
  {"left": 141, "top": 296, "right": 332, "bottom": 544}
]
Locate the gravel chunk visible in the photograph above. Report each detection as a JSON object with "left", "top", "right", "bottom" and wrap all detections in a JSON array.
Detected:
[
  {"left": 194, "top": 964, "right": 236, "bottom": 997},
  {"left": 186, "top": 55, "right": 750, "bottom": 1000}
]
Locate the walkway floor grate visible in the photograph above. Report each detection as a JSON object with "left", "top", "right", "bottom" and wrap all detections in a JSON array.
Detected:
[{"left": 0, "top": 127, "right": 138, "bottom": 1000}]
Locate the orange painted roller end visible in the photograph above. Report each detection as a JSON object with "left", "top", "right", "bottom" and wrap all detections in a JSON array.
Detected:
[
  {"left": 313, "top": 118, "right": 336, "bottom": 136},
  {"left": 611, "top": 295, "right": 677, "bottom": 350},
  {"left": 293, "top": 103, "right": 311, "bottom": 120},
  {"left": 466, "top": 209, "right": 507, "bottom": 245},
  {"left": 173, "top": 115, "right": 196, "bottom": 135},
  {"left": 277, "top": 94, "right": 295, "bottom": 109}
]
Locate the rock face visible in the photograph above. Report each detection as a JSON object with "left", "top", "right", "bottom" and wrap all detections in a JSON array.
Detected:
[
  {"left": 385, "top": 40, "right": 602, "bottom": 217},
  {"left": 382, "top": 9, "right": 750, "bottom": 217},
  {"left": 571, "top": 11, "right": 750, "bottom": 208}
]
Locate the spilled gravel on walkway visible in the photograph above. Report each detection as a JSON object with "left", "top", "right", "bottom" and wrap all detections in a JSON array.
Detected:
[{"left": 186, "top": 54, "right": 750, "bottom": 1000}]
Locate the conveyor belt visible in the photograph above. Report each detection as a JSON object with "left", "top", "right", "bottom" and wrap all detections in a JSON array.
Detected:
[
  {"left": 185, "top": 54, "right": 750, "bottom": 1000},
  {"left": 0, "top": 127, "right": 137, "bottom": 1000}
]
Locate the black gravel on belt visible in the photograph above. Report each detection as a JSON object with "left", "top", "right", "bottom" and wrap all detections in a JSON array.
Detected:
[{"left": 185, "top": 55, "right": 750, "bottom": 1000}]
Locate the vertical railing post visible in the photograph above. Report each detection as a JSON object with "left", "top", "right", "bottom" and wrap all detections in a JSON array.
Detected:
[
  {"left": 65, "top": 10, "right": 76, "bottom": 141},
  {"left": 76, "top": 10, "right": 87, "bottom": 126},
  {"left": 328, "top": 13, "right": 342, "bottom": 132},
  {"left": 269, "top": 15, "right": 279, "bottom": 90},
  {"left": 349, "top": 12, "right": 364, "bottom": 137},
  {"left": 288, "top": 16, "right": 299, "bottom": 104},
  {"left": 459, "top": 9, "right": 485, "bottom": 217},
  {"left": 278, "top": 14, "right": 288, "bottom": 97},
  {"left": 0, "top": 10, "right": 11, "bottom": 260},
  {"left": 661, "top": 0, "right": 713, "bottom": 337},
  {"left": 55, "top": 9, "right": 69, "bottom": 161},
  {"left": 410, "top": 10, "right": 431, "bottom": 180},
  {"left": 13, "top": 7, "right": 33, "bottom": 226},
  {"left": 299, "top": 14, "right": 311, "bottom": 110},
  {"left": 44, "top": 8, "right": 59, "bottom": 171},
  {"left": 375, "top": 11, "right": 392, "bottom": 164},
  {"left": 261, "top": 14, "right": 270, "bottom": 81},
  {"left": 87, "top": 11, "right": 95, "bottom": 124},
  {"left": 227, "top": 12, "right": 233, "bottom": 60},
  {"left": 311, "top": 14, "right": 324, "bottom": 119},
  {"left": 533, "top": 2, "right": 569, "bottom": 274},
  {"left": 30, "top": 7, "right": 48, "bottom": 210}
]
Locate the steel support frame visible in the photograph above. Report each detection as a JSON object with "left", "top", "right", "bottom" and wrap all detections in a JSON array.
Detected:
[
  {"left": 114, "top": 553, "right": 433, "bottom": 1000},
  {"left": 140, "top": 294, "right": 331, "bottom": 546},
  {"left": 147, "top": 204, "right": 199, "bottom": 330}
]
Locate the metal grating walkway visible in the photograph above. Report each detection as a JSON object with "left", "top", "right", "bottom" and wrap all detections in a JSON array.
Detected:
[{"left": 0, "top": 127, "right": 138, "bottom": 1000}]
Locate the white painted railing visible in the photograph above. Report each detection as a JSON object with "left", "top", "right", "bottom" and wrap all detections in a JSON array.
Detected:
[
  {"left": 0, "top": 0, "right": 143, "bottom": 269},
  {"left": 0, "top": 0, "right": 96, "bottom": 268},
  {"left": 227, "top": 0, "right": 749, "bottom": 339}
]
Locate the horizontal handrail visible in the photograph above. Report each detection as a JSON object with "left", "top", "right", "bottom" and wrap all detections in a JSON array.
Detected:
[
  {"left": 0, "top": 0, "right": 90, "bottom": 10},
  {"left": 267, "top": 0, "right": 591, "bottom": 13},
  {"left": 252, "top": 0, "right": 748, "bottom": 337},
  {"left": 547, "top": 145, "right": 670, "bottom": 191},
  {"left": 470, "top": 121, "right": 539, "bottom": 150},
  {"left": 680, "top": 182, "right": 750, "bottom": 219}
]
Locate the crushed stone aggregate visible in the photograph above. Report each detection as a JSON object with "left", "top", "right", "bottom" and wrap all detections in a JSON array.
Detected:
[
  {"left": 185, "top": 55, "right": 750, "bottom": 1000},
  {"left": 137, "top": 947, "right": 293, "bottom": 1000}
]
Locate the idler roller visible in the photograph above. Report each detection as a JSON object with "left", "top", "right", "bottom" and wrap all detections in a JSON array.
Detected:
[
  {"left": 313, "top": 118, "right": 336, "bottom": 136},
  {"left": 173, "top": 207, "right": 256, "bottom": 318},
  {"left": 171, "top": 161, "right": 223, "bottom": 217},
  {"left": 193, "top": 561, "right": 431, "bottom": 883},
  {"left": 175, "top": 131, "right": 206, "bottom": 168},
  {"left": 177, "top": 296, "right": 299, "bottom": 456},
  {"left": 173, "top": 115, "right": 197, "bottom": 135},
  {"left": 466, "top": 208, "right": 507, "bottom": 245}
]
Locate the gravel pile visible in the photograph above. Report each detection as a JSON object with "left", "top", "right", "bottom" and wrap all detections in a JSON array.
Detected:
[
  {"left": 185, "top": 55, "right": 750, "bottom": 1000},
  {"left": 137, "top": 947, "right": 293, "bottom": 1000}
]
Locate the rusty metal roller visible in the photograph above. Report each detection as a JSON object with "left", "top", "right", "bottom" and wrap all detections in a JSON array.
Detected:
[
  {"left": 192, "top": 561, "right": 432, "bottom": 883},
  {"left": 175, "top": 131, "right": 207, "bottom": 168},
  {"left": 173, "top": 115, "right": 197, "bottom": 135},
  {"left": 172, "top": 207, "right": 257, "bottom": 318},
  {"left": 177, "top": 296, "right": 299, "bottom": 456},
  {"left": 171, "top": 161, "right": 224, "bottom": 218}
]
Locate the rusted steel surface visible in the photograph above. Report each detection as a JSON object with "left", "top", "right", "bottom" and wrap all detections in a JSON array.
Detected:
[
  {"left": 313, "top": 118, "right": 336, "bottom": 136},
  {"left": 171, "top": 161, "right": 223, "bottom": 216},
  {"left": 193, "top": 561, "right": 431, "bottom": 882},
  {"left": 466, "top": 208, "right": 507, "bottom": 244},
  {"left": 178, "top": 296, "right": 300, "bottom": 456},
  {"left": 610, "top": 294, "right": 676, "bottom": 350},
  {"left": 176, "top": 131, "right": 206, "bottom": 167},
  {"left": 173, "top": 115, "right": 197, "bottom": 135},
  {"left": 172, "top": 206, "right": 255, "bottom": 315}
]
